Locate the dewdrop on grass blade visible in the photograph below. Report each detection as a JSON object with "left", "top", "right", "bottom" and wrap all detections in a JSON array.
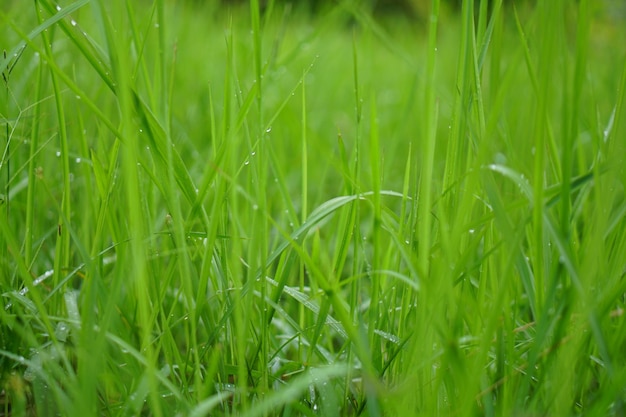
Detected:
[
  {"left": 54, "top": 322, "right": 70, "bottom": 342},
  {"left": 494, "top": 152, "right": 507, "bottom": 165},
  {"left": 603, "top": 106, "right": 616, "bottom": 143}
]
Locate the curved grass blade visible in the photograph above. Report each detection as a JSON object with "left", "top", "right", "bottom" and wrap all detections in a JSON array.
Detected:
[
  {"left": 238, "top": 364, "right": 349, "bottom": 417},
  {"left": 0, "top": 0, "right": 90, "bottom": 75}
]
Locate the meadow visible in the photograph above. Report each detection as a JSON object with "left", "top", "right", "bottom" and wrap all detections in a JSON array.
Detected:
[{"left": 1, "top": 0, "right": 625, "bottom": 415}]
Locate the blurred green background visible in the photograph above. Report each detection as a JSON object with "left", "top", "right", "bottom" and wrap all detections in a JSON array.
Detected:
[{"left": 213, "top": 0, "right": 625, "bottom": 19}]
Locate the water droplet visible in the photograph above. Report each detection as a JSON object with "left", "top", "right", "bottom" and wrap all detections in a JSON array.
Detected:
[
  {"left": 252, "top": 204, "right": 259, "bottom": 211},
  {"left": 24, "top": 354, "right": 42, "bottom": 382},
  {"left": 56, "top": 5, "right": 61, "bottom": 11},
  {"left": 55, "top": 321, "right": 70, "bottom": 342},
  {"left": 24, "top": 367, "right": 37, "bottom": 382},
  {"left": 469, "top": 229, "right": 475, "bottom": 234},
  {"left": 251, "top": 151, "right": 256, "bottom": 156},
  {"left": 71, "top": 19, "right": 77, "bottom": 26},
  {"left": 265, "top": 127, "right": 272, "bottom": 133},
  {"left": 244, "top": 160, "right": 250, "bottom": 166},
  {"left": 75, "top": 157, "right": 81, "bottom": 163},
  {"left": 56, "top": 151, "right": 61, "bottom": 157},
  {"left": 494, "top": 152, "right": 507, "bottom": 164}
]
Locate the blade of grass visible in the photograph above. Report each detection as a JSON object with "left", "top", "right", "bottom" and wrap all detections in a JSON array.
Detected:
[
  {"left": 0, "top": 0, "right": 91, "bottom": 75},
  {"left": 417, "top": 0, "right": 440, "bottom": 278}
]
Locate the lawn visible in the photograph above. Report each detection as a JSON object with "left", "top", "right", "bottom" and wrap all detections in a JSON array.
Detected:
[{"left": 1, "top": 0, "right": 625, "bottom": 416}]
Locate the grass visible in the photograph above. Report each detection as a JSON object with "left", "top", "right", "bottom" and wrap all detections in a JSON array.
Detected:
[{"left": 1, "top": 0, "right": 625, "bottom": 415}]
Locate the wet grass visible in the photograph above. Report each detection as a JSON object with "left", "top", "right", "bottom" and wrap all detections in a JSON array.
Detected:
[{"left": 1, "top": 0, "right": 626, "bottom": 415}]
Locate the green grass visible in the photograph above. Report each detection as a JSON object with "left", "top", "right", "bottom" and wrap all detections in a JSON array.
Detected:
[{"left": 1, "top": 0, "right": 626, "bottom": 415}]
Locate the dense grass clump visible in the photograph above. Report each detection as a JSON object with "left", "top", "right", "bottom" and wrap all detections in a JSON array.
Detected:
[{"left": 1, "top": 0, "right": 625, "bottom": 416}]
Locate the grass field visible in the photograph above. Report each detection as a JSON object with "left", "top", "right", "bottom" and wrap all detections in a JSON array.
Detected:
[{"left": 1, "top": 0, "right": 626, "bottom": 415}]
